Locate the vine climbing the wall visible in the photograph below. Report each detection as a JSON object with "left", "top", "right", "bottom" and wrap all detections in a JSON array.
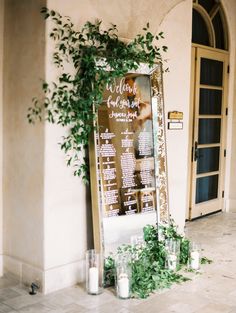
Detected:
[{"left": 27, "top": 7, "right": 167, "bottom": 183}]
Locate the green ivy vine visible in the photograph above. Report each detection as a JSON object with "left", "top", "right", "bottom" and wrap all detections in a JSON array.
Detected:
[{"left": 27, "top": 7, "right": 167, "bottom": 183}]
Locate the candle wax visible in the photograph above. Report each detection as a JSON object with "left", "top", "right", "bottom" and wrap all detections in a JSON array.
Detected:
[
  {"left": 191, "top": 251, "right": 200, "bottom": 270},
  {"left": 168, "top": 254, "right": 177, "bottom": 270},
  {"left": 89, "top": 267, "right": 99, "bottom": 294},
  {"left": 118, "top": 273, "right": 129, "bottom": 298}
]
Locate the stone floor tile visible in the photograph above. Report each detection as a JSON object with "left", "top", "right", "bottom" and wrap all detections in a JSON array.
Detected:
[
  {"left": 9, "top": 286, "right": 30, "bottom": 297},
  {"left": 72, "top": 290, "right": 116, "bottom": 310},
  {"left": 60, "top": 303, "right": 91, "bottom": 313},
  {"left": 84, "top": 300, "right": 136, "bottom": 313},
  {"left": 17, "top": 303, "right": 53, "bottom": 313},
  {"left": 39, "top": 293, "right": 75, "bottom": 308},
  {"left": 0, "top": 278, "right": 19, "bottom": 290},
  {"left": 193, "top": 303, "right": 234, "bottom": 313},
  {"left": 0, "top": 289, "right": 23, "bottom": 302},
  {"left": 2, "top": 294, "right": 44, "bottom": 310},
  {"left": 131, "top": 292, "right": 176, "bottom": 313},
  {"left": 168, "top": 302, "right": 201, "bottom": 313},
  {"left": 0, "top": 303, "right": 16, "bottom": 313},
  {"left": 57, "top": 286, "right": 85, "bottom": 299}
]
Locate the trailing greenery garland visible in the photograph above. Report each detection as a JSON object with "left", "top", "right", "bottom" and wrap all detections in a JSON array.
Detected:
[
  {"left": 104, "top": 221, "right": 212, "bottom": 299},
  {"left": 27, "top": 8, "right": 167, "bottom": 183}
]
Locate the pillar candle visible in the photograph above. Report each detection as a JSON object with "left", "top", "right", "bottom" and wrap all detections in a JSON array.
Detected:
[
  {"left": 168, "top": 253, "right": 177, "bottom": 270},
  {"left": 191, "top": 251, "right": 200, "bottom": 270},
  {"left": 89, "top": 267, "right": 99, "bottom": 294},
  {"left": 118, "top": 273, "right": 129, "bottom": 298}
]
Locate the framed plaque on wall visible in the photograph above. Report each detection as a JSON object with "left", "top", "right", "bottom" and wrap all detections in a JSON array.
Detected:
[{"left": 89, "top": 63, "right": 169, "bottom": 255}]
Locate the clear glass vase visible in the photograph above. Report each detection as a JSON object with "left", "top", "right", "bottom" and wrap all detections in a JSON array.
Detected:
[
  {"left": 115, "top": 255, "right": 131, "bottom": 299},
  {"left": 189, "top": 242, "right": 201, "bottom": 270},
  {"left": 86, "top": 249, "right": 103, "bottom": 295},
  {"left": 165, "top": 238, "right": 180, "bottom": 271}
]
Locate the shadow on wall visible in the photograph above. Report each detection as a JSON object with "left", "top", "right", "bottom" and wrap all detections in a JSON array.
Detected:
[
  {"left": 3, "top": 0, "right": 46, "bottom": 265},
  {"left": 86, "top": 183, "right": 94, "bottom": 249}
]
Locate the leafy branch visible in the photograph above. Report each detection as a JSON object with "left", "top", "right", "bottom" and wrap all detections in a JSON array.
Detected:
[{"left": 27, "top": 7, "right": 167, "bottom": 183}]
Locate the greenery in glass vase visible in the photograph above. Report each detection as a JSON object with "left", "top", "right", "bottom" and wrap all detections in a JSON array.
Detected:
[{"left": 27, "top": 7, "right": 167, "bottom": 183}]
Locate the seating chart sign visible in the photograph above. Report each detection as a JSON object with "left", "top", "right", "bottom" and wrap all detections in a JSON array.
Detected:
[{"left": 89, "top": 64, "right": 169, "bottom": 254}]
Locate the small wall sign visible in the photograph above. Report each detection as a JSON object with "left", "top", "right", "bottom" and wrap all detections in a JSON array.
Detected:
[
  {"left": 168, "top": 111, "right": 183, "bottom": 120},
  {"left": 168, "top": 121, "right": 183, "bottom": 130},
  {"left": 168, "top": 111, "right": 183, "bottom": 130}
]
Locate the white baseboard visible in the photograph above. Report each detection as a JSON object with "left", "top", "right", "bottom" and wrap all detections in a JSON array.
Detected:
[
  {"left": 225, "top": 199, "right": 236, "bottom": 212},
  {"left": 3, "top": 255, "right": 22, "bottom": 279},
  {"left": 44, "top": 259, "right": 85, "bottom": 294},
  {"left": 3, "top": 255, "right": 44, "bottom": 291},
  {"left": 3, "top": 255, "right": 85, "bottom": 294}
]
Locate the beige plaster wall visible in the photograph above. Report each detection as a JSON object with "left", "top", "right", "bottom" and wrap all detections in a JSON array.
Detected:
[
  {"left": 160, "top": 0, "right": 192, "bottom": 231},
  {"left": 3, "top": 0, "right": 46, "bottom": 279},
  {"left": 46, "top": 0, "right": 183, "bottom": 40},
  {"left": 43, "top": 123, "right": 89, "bottom": 292},
  {"left": 222, "top": 0, "right": 236, "bottom": 211},
  {"left": 0, "top": 0, "right": 4, "bottom": 275}
]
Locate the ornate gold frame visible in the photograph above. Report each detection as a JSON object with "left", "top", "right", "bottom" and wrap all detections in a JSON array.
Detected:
[{"left": 89, "top": 63, "right": 169, "bottom": 254}]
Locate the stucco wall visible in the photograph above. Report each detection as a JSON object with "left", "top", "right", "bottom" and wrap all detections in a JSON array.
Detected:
[
  {"left": 43, "top": 123, "right": 89, "bottom": 293},
  {"left": 222, "top": 0, "right": 236, "bottom": 212},
  {"left": 47, "top": 0, "right": 183, "bottom": 39},
  {"left": 3, "top": 0, "right": 46, "bottom": 282},
  {"left": 160, "top": 0, "right": 192, "bottom": 231},
  {"left": 0, "top": 0, "right": 4, "bottom": 276}
]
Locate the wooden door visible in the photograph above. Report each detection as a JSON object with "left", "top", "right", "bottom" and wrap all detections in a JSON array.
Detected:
[{"left": 189, "top": 46, "right": 228, "bottom": 219}]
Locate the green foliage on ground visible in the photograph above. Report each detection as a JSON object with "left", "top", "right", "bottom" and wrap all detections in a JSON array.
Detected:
[{"left": 104, "top": 221, "right": 211, "bottom": 299}]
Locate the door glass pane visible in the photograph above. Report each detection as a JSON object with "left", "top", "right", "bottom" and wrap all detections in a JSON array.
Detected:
[
  {"left": 198, "top": 0, "right": 215, "bottom": 13},
  {"left": 196, "top": 175, "right": 218, "bottom": 203},
  {"left": 199, "top": 88, "right": 222, "bottom": 115},
  {"left": 200, "top": 58, "right": 223, "bottom": 86},
  {"left": 213, "top": 12, "right": 225, "bottom": 50},
  {"left": 198, "top": 118, "right": 221, "bottom": 144},
  {"left": 192, "top": 9, "right": 210, "bottom": 46},
  {"left": 197, "top": 147, "right": 220, "bottom": 174}
]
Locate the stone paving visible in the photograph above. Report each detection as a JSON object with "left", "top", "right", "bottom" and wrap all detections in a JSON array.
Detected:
[{"left": 0, "top": 212, "right": 236, "bottom": 313}]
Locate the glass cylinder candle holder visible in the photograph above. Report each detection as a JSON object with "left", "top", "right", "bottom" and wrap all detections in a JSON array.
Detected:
[
  {"left": 165, "top": 238, "right": 180, "bottom": 271},
  {"left": 130, "top": 234, "right": 145, "bottom": 258},
  {"left": 86, "top": 249, "right": 103, "bottom": 295},
  {"left": 130, "top": 234, "right": 145, "bottom": 248},
  {"left": 189, "top": 242, "right": 201, "bottom": 270},
  {"left": 157, "top": 227, "right": 165, "bottom": 242},
  {"left": 116, "top": 255, "right": 131, "bottom": 299}
]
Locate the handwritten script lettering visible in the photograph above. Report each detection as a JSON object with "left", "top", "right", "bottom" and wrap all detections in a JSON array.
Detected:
[
  {"left": 106, "top": 78, "right": 137, "bottom": 96},
  {"left": 109, "top": 111, "right": 138, "bottom": 120},
  {"left": 106, "top": 78, "right": 140, "bottom": 114},
  {"left": 107, "top": 95, "right": 140, "bottom": 109}
]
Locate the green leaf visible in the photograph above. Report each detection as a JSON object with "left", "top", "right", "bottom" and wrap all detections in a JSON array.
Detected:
[{"left": 200, "top": 257, "right": 213, "bottom": 264}]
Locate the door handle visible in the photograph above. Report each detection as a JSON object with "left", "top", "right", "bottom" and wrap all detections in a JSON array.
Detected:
[{"left": 194, "top": 141, "right": 199, "bottom": 161}]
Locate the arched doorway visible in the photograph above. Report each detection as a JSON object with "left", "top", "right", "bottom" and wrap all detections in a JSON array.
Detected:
[{"left": 188, "top": 0, "right": 229, "bottom": 219}]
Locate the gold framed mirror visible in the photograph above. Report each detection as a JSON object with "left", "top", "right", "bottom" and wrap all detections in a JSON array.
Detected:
[{"left": 89, "top": 63, "right": 169, "bottom": 256}]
